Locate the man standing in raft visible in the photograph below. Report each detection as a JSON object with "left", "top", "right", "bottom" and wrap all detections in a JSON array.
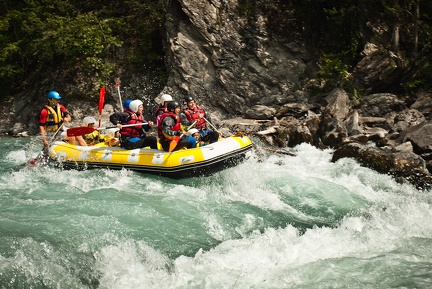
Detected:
[{"left": 39, "top": 90, "right": 75, "bottom": 146}]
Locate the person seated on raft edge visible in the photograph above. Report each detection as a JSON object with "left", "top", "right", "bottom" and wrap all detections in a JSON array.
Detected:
[
  {"left": 180, "top": 95, "right": 220, "bottom": 144},
  {"left": 109, "top": 99, "right": 158, "bottom": 150},
  {"left": 187, "top": 128, "right": 205, "bottom": 147},
  {"left": 158, "top": 101, "right": 197, "bottom": 152},
  {"left": 104, "top": 128, "right": 121, "bottom": 147},
  {"left": 79, "top": 116, "right": 101, "bottom": 146},
  {"left": 89, "top": 127, "right": 120, "bottom": 147}
]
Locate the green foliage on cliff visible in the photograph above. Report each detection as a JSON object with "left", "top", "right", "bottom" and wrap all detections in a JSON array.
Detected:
[{"left": 0, "top": 0, "right": 167, "bottom": 99}]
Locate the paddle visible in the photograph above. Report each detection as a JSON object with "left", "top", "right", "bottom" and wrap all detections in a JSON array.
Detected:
[
  {"left": 203, "top": 117, "right": 223, "bottom": 139},
  {"left": 98, "top": 87, "right": 106, "bottom": 128},
  {"left": 66, "top": 122, "right": 148, "bottom": 137},
  {"left": 203, "top": 117, "right": 218, "bottom": 132},
  {"left": 168, "top": 120, "right": 198, "bottom": 152},
  {"left": 27, "top": 123, "right": 64, "bottom": 166},
  {"left": 115, "top": 82, "right": 124, "bottom": 111}
]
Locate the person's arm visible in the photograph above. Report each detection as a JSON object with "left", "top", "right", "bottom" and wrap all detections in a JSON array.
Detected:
[
  {"left": 142, "top": 119, "right": 153, "bottom": 132},
  {"left": 202, "top": 109, "right": 217, "bottom": 130},
  {"left": 39, "top": 125, "right": 49, "bottom": 147},
  {"left": 39, "top": 109, "right": 49, "bottom": 147},
  {"left": 63, "top": 114, "right": 71, "bottom": 123},
  {"left": 60, "top": 105, "right": 71, "bottom": 122}
]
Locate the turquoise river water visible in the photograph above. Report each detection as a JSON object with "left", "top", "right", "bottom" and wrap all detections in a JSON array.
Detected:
[{"left": 0, "top": 136, "right": 431, "bottom": 288}]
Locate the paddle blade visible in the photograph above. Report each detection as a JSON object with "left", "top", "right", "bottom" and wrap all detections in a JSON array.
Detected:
[
  {"left": 99, "top": 87, "right": 106, "bottom": 115},
  {"left": 26, "top": 149, "right": 48, "bottom": 167},
  {"left": 67, "top": 126, "right": 96, "bottom": 137},
  {"left": 169, "top": 136, "right": 180, "bottom": 152}
]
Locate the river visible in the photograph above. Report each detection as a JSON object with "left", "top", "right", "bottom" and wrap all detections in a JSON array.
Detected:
[{"left": 1, "top": 136, "right": 431, "bottom": 288}]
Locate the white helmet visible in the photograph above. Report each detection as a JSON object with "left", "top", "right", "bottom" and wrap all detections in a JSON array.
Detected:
[
  {"left": 105, "top": 128, "right": 119, "bottom": 137},
  {"left": 83, "top": 116, "right": 96, "bottom": 126},
  {"left": 129, "top": 99, "right": 143, "bottom": 113},
  {"left": 160, "top": 94, "right": 173, "bottom": 104},
  {"left": 187, "top": 128, "right": 199, "bottom": 136}
]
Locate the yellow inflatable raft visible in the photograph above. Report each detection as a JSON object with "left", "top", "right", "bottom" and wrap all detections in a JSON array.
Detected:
[{"left": 48, "top": 135, "right": 253, "bottom": 178}]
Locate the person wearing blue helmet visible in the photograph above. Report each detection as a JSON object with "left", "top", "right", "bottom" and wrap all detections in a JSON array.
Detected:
[{"left": 38, "top": 90, "right": 75, "bottom": 147}]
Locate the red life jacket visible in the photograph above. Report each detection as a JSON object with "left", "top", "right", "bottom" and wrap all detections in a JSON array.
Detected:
[
  {"left": 182, "top": 105, "right": 206, "bottom": 129},
  {"left": 158, "top": 112, "right": 181, "bottom": 141},
  {"left": 120, "top": 111, "right": 144, "bottom": 138}
]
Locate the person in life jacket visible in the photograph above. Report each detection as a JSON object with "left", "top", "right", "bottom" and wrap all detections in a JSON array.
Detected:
[
  {"left": 109, "top": 99, "right": 158, "bottom": 150},
  {"left": 187, "top": 128, "right": 205, "bottom": 147},
  {"left": 39, "top": 90, "right": 77, "bottom": 147},
  {"left": 154, "top": 94, "right": 173, "bottom": 126},
  {"left": 158, "top": 101, "right": 197, "bottom": 152},
  {"left": 104, "top": 127, "right": 121, "bottom": 147},
  {"left": 180, "top": 95, "right": 220, "bottom": 144},
  {"left": 81, "top": 116, "right": 100, "bottom": 145}
]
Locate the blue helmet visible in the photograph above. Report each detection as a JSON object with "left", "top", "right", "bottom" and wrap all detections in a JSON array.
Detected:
[
  {"left": 124, "top": 99, "right": 132, "bottom": 110},
  {"left": 47, "top": 90, "right": 61, "bottom": 100}
]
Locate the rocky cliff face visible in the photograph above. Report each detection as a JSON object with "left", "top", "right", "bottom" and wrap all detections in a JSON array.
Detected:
[
  {"left": 162, "top": 1, "right": 402, "bottom": 118},
  {"left": 163, "top": 0, "right": 313, "bottom": 117}
]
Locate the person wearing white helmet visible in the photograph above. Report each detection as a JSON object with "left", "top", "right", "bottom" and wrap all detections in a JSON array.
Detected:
[
  {"left": 187, "top": 128, "right": 205, "bottom": 147},
  {"left": 103, "top": 128, "right": 121, "bottom": 147},
  {"left": 187, "top": 128, "right": 199, "bottom": 136},
  {"left": 109, "top": 99, "right": 158, "bottom": 149},
  {"left": 105, "top": 127, "right": 120, "bottom": 138},
  {"left": 82, "top": 116, "right": 96, "bottom": 126},
  {"left": 79, "top": 116, "right": 99, "bottom": 145},
  {"left": 154, "top": 93, "right": 173, "bottom": 126}
]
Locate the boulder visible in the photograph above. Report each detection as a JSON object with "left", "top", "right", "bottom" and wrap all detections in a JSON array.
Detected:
[{"left": 332, "top": 142, "right": 432, "bottom": 189}]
